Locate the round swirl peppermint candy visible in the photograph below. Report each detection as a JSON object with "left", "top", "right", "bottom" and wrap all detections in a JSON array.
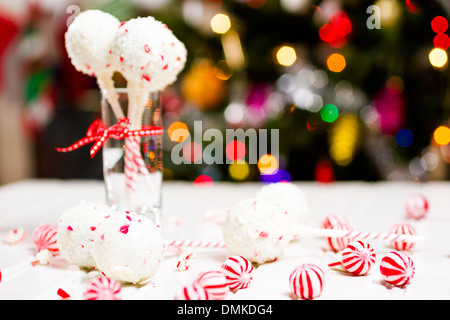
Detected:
[
  {"left": 380, "top": 251, "right": 415, "bottom": 287},
  {"left": 174, "top": 282, "right": 209, "bottom": 300},
  {"left": 220, "top": 255, "right": 254, "bottom": 292},
  {"left": 289, "top": 264, "right": 325, "bottom": 300},
  {"left": 194, "top": 270, "right": 229, "bottom": 300},
  {"left": 341, "top": 241, "right": 376, "bottom": 275},
  {"left": 83, "top": 277, "right": 122, "bottom": 300},
  {"left": 32, "top": 224, "right": 59, "bottom": 256},
  {"left": 325, "top": 223, "right": 353, "bottom": 252},
  {"left": 390, "top": 223, "right": 416, "bottom": 251},
  {"left": 405, "top": 194, "right": 429, "bottom": 220},
  {"left": 320, "top": 214, "right": 348, "bottom": 229}
]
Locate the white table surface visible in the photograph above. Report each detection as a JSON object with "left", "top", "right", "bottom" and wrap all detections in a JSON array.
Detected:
[{"left": 0, "top": 179, "right": 449, "bottom": 300}]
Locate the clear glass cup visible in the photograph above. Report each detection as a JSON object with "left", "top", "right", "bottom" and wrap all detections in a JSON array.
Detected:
[{"left": 101, "top": 88, "right": 163, "bottom": 227}]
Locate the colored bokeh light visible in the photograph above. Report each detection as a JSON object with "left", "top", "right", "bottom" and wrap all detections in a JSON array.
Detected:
[
  {"left": 258, "top": 154, "right": 279, "bottom": 175},
  {"left": 395, "top": 129, "right": 413, "bottom": 147},
  {"left": 429, "top": 48, "right": 448, "bottom": 68},
  {"left": 276, "top": 45, "right": 297, "bottom": 67},
  {"left": 434, "top": 126, "right": 450, "bottom": 145},
  {"left": 182, "top": 142, "right": 202, "bottom": 163},
  {"left": 168, "top": 121, "right": 189, "bottom": 142},
  {"left": 320, "top": 104, "right": 339, "bottom": 123},
  {"left": 229, "top": 162, "right": 250, "bottom": 181},
  {"left": 210, "top": 13, "right": 231, "bottom": 34},
  {"left": 326, "top": 53, "right": 346, "bottom": 72},
  {"left": 225, "top": 140, "right": 247, "bottom": 161},
  {"left": 260, "top": 169, "right": 291, "bottom": 183},
  {"left": 434, "top": 33, "right": 450, "bottom": 50},
  {"left": 431, "top": 16, "right": 448, "bottom": 34},
  {"left": 194, "top": 175, "right": 213, "bottom": 186}
]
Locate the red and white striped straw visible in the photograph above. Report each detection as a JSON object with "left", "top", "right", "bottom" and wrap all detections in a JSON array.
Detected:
[
  {"left": 124, "top": 137, "right": 138, "bottom": 193},
  {"left": 165, "top": 240, "right": 227, "bottom": 250}
]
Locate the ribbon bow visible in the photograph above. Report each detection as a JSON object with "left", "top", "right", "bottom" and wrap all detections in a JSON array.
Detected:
[{"left": 55, "top": 118, "right": 163, "bottom": 158}]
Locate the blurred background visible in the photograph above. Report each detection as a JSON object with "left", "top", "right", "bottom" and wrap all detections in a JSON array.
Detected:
[{"left": 1, "top": 0, "right": 450, "bottom": 185}]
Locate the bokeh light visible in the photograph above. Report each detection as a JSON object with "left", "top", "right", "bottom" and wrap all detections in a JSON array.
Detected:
[
  {"left": 225, "top": 140, "right": 247, "bottom": 161},
  {"left": 194, "top": 175, "right": 213, "bottom": 186},
  {"left": 183, "top": 142, "right": 203, "bottom": 163},
  {"left": 229, "top": 161, "right": 250, "bottom": 180},
  {"left": 395, "top": 129, "right": 413, "bottom": 147},
  {"left": 260, "top": 169, "right": 290, "bottom": 183},
  {"left": 433, "top": 33, "right": 450, "bottom": 50},
  {"left": 276, "top": 45, "right": 297, "bottom": 67},
  {"left": 210, "top": 13, "right": 231, "bottom": 34},
  {"left": 329, "top": 114, "right": 359, "bottom": 166},
  {"left": 326, "top": 53, "right": 346, "bottom": 72},
  {"left": 320, "top": 104, "right": 339, "bottom": 123},
  {"left": 429, "top": 48, "right": 448, "bottom": 68},
  {"left": 258, "top": 154, "right": 279, "bottom": 175},
  {"left": 168, "top": 121, "right": 189, "bottom": 142},
  {"left": 433, "top": 126, "right": 450, "bottom": 145},
  {"left": 431, "top": 16, "right": 448, "bottom": 34}
]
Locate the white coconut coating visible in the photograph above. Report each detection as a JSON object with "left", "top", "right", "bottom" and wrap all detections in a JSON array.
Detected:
[
  {"left": 255, "top": 182, "right": 309, "bottom": 238},
  {"left": 222, "top": 197, "right": 293, "bottom": 264},
  {"left": 65, "top": 10, "right": 120, "bottom": 76},
  {"left": 91, "top": 211, "right": 164, "bottom": 284},
  {"left": 111, "top": 16, "right": 187, "bottom": 92},
  {"left": 57, "top": 201, "right": 114, "bottom": 268}
]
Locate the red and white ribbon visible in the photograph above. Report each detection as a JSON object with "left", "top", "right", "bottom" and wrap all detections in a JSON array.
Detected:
[{"left": 55, "top": 118, "right": 162, "bottom": 158}]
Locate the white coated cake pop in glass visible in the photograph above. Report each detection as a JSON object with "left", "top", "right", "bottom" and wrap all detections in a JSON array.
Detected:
[
  {"left": 91, "top": 211, "right": 164, "bottom": 284},
  {"left": 65, "top": 9, "right": 124, "bottom": 119},
  {"left": 57, "top": 201, "right": 115, "bottom": 268}
]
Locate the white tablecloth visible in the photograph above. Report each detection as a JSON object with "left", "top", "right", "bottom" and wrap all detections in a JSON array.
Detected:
[{"left": 0, "top": 179, "right": 449, "bottom": 300}]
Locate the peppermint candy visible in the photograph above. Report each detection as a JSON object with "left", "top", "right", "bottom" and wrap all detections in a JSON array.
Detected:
[
  {"left": 405, "top": 194, "right": 429, "bottom": 220},
  {"left": 32, "top": 224, "right": 59, "bottom": 256},
  {"left": 3, "top": 228, "right": 26, "bottom": 244},
  {"left": 341, "top": 241, "right": 376, "bottom": 275},
  {"left": 380, "top": 251, "right": 415, "bottom": 287},
  {"left": 83, "top": 277, "right": 122, "bottom": 300},
  {"left": 289, "top": 264, "right": 324, "bottom": 300},
  {"left": 325, "top": 223, "right": 353, "bottom": 252},
  {"left": 194, "top": 270, "right": 229, "bottom": 300},
  {"left": 320, "top": 214, "right": 348, "bottom": 229},
  {"left": 174, "top": 282, "right": 209, "bottom": 300},
  {"left": 390, "top": 223, "right": 416, "bottom": 251},
  {"left": 220, "top": 255, "right": 254, "bottom": 292}
]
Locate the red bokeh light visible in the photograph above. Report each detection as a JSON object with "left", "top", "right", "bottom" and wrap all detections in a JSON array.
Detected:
[
  {"left": 434, "top": 33, "right": 450, "bottom": 50},
  {"left": 431, "top": 16, "right": 448, "bottom": 34},
  {"left": 225, "top": 140, "right": 247, "bottom": 161}
]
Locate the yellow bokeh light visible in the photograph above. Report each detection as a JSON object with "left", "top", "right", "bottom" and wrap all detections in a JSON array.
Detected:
[
  {"left": 326, "top": 53, "right": 346, "bottom": 73},
  {"left": 429, "top": 48, "right": 448, "bottom": 68},
  {"left": 276, "top": 45, "right": 297, "bottom": 67},
  {"left": 434, "top": 126, "right": 450, "bottom": 145},
  {"left": 229, "top": 162, "right": 250, "bottom": 181},
  {"left": 168, "top": 121, "right": 189, "bottom": 142},
  {"left": 258, "top": 154, "right": 279, "bottom": 175},
  {"left": 210, "top": 13, "right": 231, "bottom": 34}
]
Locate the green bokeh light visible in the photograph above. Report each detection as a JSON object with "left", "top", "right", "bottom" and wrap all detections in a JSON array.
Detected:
[{"left": 320, "top": 104, "right": 339, "bottom": 123}]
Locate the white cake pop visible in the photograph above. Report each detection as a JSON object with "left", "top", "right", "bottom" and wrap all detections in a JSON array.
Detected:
[
  {"left": 65, "top": 9, "right": 124, "bottom": 119},
  {"left": 111, "top": 16, "right": 187, "bottom": 93},
  {"left": 57, "top": 201, "right": 114, "bottom": 268},
  {"left": 91, "top": 211, "right": 164, "bottom": 284},
  {"left": 255, "top": 182, "right": 308, "bottom": 238},
  {"left": 222, "top": 197, "right": 293, "bottom": 264}
]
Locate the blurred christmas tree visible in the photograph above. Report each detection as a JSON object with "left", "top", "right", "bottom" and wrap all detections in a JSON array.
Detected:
[{"left": 33, "top": 0, "right": 450, "bottom": 183}]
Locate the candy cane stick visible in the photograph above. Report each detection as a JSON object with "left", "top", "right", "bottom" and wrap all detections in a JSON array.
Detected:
[{"left": 164, "top": 240, "right": 227, "bottom": 250}]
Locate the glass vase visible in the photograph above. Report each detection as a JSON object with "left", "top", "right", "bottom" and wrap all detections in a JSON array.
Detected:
[{"left": 101, "top": 88, "right": 163, "bottom": 227}]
